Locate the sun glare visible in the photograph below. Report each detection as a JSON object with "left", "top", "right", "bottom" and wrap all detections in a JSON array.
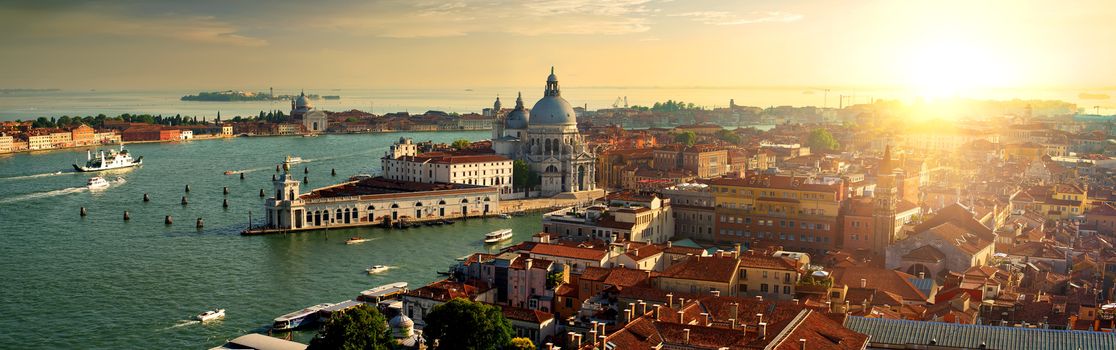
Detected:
[{"left": 905, "top": 38, "right": 1014, "bottom": 99}]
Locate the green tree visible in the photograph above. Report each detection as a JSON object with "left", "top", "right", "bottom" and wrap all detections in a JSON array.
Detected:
[
  {"left": 715, "top": 129, "right": 742, "bottom": 145},
  {"left": 806, "top": 128, "right": 840, "bottom": 151},
  {"left": 307, "top": 304, "right": 394, "bottom": 350},
  {"left": 422, "top": 298, "right": 513, "bottom": 350},
  {"left": 451, "top": 139, "right": 471, "bottom": 150},
  {"left": 674, "top": 131, "right": 697, "bottom": 147},
  {"left": 508, "top": 337, "right": 535, "bottom": 350},
  {"left": 512, "top": 160, "right": 531, "bottom": 191}
]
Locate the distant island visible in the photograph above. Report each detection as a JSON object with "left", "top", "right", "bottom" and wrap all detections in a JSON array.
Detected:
[
  {"left": 0, "top": 88, "right": 61, "bottom": 93},
  {"left": 181, "top": 90, "right": 338, "bottom": 102}
]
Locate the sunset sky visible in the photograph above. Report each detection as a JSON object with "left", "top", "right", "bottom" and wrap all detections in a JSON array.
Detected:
[{"left": 2, "top": 0, "right": 1114, "bottom": 93}]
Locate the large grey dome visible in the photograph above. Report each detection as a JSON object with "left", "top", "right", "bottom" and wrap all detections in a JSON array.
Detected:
[
  {"left": 530, "top": 96, "right": 576, "bottom": 126},
  {"left": 295, "top": 91, "right": 312, "bottom": 109},
  {"left": 529, "top": 67, "right": 576, "bottom": 126}
]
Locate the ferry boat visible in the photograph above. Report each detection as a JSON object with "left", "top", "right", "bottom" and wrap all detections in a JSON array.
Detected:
[
  {"left": 484, "top": 229, "right": 513, "bottom": 244},
  {"left": 357, "top": 282, "right": 409, "bottom": 303},
  {"left": 366, "top": 265, "right": 389, "bottom": 274},
  {"left": 196, "top": 308, "right": 225, "bottom": 322},
  {"left": 86, "top": 176, "right": 110, "bottom": 189},
  {"left": 346, "top": 236, "right": 372, "bottom": 245},
  {"left": 272, "top": 303, "right": 332, "bottom": 331},
  {"left": 73, "top": 145, "right": 142, "bottom": 172}
]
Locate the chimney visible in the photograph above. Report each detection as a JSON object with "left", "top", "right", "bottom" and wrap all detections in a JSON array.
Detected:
[
  {"left": 734, "top": 243, "right": 742, "bottom": 257},
  {"left": 653, "top": 304, "right": 661, "bottom": 319},
  {"left": 793, "top": 298, "right": 799, "bottom": 305},
  {"left": 799, "top": 338, "right": 807, "bottom": 350},
  {"left": 712, "top": 290, "right": 721, "bottom": 297},
  {"left": 622, "top": 308, "right": 631, "bottom": 324},
  {"left": 758, "top": 322, "right": 768, "bottom": 340},
  {"left": 729, "top": 302, "right": 739, "bottom": 323},
  {"left": 546, "top": 343, "right": 554, "bottom": 350},
  {"left": 599, "top": 322, "right": 606, "bottom": 336},
  {"left": 683, "top": 329, "right": 691, "bottom": 344},
  {"left": 729, "top": 318, "right": 737, "bottom": 329},
  {"left": 860, "top": 278, "right": 867, "bottom": 288},
  {"left": 525, "top": 258, "right": 533, "bottom": 269},
  {"left": 667, "top": 293, "right": 674, "bottom": 308},
  {"left": 756, "top": 295, "right": 763, "bottom": 302},
  {"left": 638, "top": 300, "right": 647, "bottom": 315},
  {"left": 598, "top": 336, "right": 606, "bottom": 348},
  {"left": 678, "top": 310, "right": 685, "bottom": 323},
  {"left": 700, "top": 312, "right": 710, "bottom": 325},
  {"left": 589, "top": 330, "right": 597, "bottom": 344},
  {"left": 919, "top": 272, "right": 925, "bottom": 279},
  {"left": 756, "top": 313, "right": 764, "bottom": 324},
  {"left": 667, "top": 241, "right": 673, "bottom": 248}
]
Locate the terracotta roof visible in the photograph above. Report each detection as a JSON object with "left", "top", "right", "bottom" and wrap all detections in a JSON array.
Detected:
[
  {"left": 830, "top": 267, "right": 927, "bottom": 302},
  {"left": 528, "top": 243, "right": 608, "bottom": 261},
  {"left": 660, "top": 256, "right": 739, "bottom": 283},
  {"left": 738, "top": 253, "right": 797, "bottom": 271},
  {"left": 922, "top": 221, "right": 994, "bottom": 255},
  {"left": 501, "top": 305, "right": 554, "bottom": 324},
  {"left": 765, "top": 310, "right": 869, "bottom": 350},
  {"left": 902, "top": 245, "right": 945, "bottom": 263}
]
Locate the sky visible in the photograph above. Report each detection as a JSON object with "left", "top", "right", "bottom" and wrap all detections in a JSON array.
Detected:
[{"left": 1, "top": 0, "right": 1114, "bottom": 94}]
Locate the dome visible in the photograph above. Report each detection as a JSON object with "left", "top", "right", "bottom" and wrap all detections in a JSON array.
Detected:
[
  {"left": 530, "top": 96, "right": 577, "bottom": 126},
  {"left": 505, "top": 92, "right": 529, "bottom": 129},
  {"left": 389, "top": 314, "right": 414, "bottom": 338},
  {"left": 295, "top": 91, "right": 312, "bottom": 109}
]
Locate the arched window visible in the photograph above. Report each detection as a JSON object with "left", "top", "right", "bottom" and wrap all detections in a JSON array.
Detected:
[
  {"left": 391, "top": 203, "right": 399, "bottom": 208},
  {"left": 336, "top": 209, "right": 342, "bottom": 220},
  {"left": 367, "top": 205, "right": 375, "bottom": 211}
]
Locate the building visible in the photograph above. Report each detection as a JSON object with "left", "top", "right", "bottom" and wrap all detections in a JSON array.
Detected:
[
  {"left": 381, "top": 138, "right": 514, "bottom": 194},
  {"left": 0, "top": 134, "right": 12, "bottom": 153},
  {"left": 291, "top": 91, "right": 327, "bottom": 133},
  {"left": 656, "top": 255, "right": 740, "bottom": 296},
  {"left": 121, "top": 127, "right": 180, "bottom": 142},
  {"left": 1085, "top": 203, "right": 1116, "bottom": 235},
  {"left": 711, "top": 175, "right": 846, "bottom": 254},
  {"left": 737, "top": 250, "right": 801, "bottom": 300},
  {"left": 660, "top": 183, "right": 716, "bottom": 242},
  {"left": 542, "top": 192, "right": 675, "bottom": 243},
  {"left": 844, "top": 316, "right": 1116, "bottom": 350},
  {"left": 840, "top": 196, "right": 920, "bottom": 253},
  {"left": 262, "top": 162, "right": 501, "bottom": 230},
  {"left": 886, "top": 204, "right": 997, "bottom": 278},
  {"left": 27, "top": 133, "right": 51, "bottom": 150},
  {"left": 70, "top": 124, "right": 95, "bottom": 146},
  {"left": 490, "top": 68, "right": 600, "bottom": 197},
  {"left": 459, "top": 252, "right": 560, "bottom": 311},
  {"left": 653, "top": 144, "right": 729, "bottom": 178},
  {"left": 401, "top": 279, "right": 494, "bottom": 327},
  {"left": 49, "top": 129, "right": 72, "bottom": 148}
]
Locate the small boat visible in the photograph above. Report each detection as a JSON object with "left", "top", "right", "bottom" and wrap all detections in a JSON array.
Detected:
[
  {"left": 73, "top": 144, "right": 142, "bottom": 172},
  {"left": 197, "top": 308, "right": 225, "bottom": 322},
  {"left": 366, "top": 265, "right": 389, "bottom": 274},
  {"left": 86, "top": 176, "right": 110, "bottom": 189},
  {"left": 286, "top": 155, "right": 304, "bottom": 163},
  {"left": 496, "top": 213, "right": 511, "bottom": 219},
  {"left": 273, "top": 303, "right": 332, "bottom": 331},
  {"left": 346, "top": 236, "right": 372, "bottom": 245},
  {"left": 223, "top": 170, "right": 240, "bottom": 175},
  {"left": 484, "top": 229, "right": 513, "bottom": 244}
]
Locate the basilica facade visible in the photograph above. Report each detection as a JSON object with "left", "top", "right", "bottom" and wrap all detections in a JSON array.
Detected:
[{"left": 492, "top": 68, "right": 597, "bottom": 197}]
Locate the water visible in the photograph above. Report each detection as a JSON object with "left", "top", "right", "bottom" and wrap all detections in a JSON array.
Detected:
[
  {"left": 3, "top": 86, "right": 1111, "bottom": 121},
  {"left": 0, "top": 131, "right": 545, "bottom": 349}
]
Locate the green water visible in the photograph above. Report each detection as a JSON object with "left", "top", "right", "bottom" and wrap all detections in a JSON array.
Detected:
[{"left": 0, "top": 132, "right": 543, "bottom": 349}]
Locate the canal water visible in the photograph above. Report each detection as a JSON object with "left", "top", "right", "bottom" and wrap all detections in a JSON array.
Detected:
[{"left": 0, "top": 131, "right": 544, "bottom": 349}]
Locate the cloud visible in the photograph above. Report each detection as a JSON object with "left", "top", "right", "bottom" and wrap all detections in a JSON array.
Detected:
[
  {"left": 2, "top": 9, "right": 267, "bottom": 47},
  {"left": 671, "top": 11, "right": 803, "bottom": 25},
  {"left": 316, "top": 0, "right": 656, "bottom": 38}
]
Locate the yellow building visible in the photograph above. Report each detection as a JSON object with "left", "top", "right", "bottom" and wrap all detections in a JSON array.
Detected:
[
  {"left": 709, "top": 175, "right": 846, "bottom": 253},
  {"left": 1015, "top": 184, "right": 1087, "bottom": 220}
]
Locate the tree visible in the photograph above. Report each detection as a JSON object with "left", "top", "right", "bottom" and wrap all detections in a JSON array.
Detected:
[
  {"left": 451, "top": 139, "right": 471, "bottom": 150},
  {"left": 806, "top": 128, "right": 839, "bottom": 151},
  {"left": 715, "top": 129, "right": 742, "bottom": 145},
  {"left": 508, "top": 338, "right": 535, "bottom": 350},
  {"left": 674, "top": 131, "right": 697, "bottom": 147},
  {"left": 307, "top": 304, "right": 394, "bottom": 350},
  {"left": 422, "top": 298, "right": 513, "bottom": 350}
]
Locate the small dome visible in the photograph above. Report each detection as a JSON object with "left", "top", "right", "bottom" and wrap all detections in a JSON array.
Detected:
[
  {"left": 530, "top": 96, "right": 577, "bottom": 126},
  {"left": 505, "top": 92, "right": 529, "bottom": 129},
  {"left": 389, "top": 314, "right": 414, "bottom": 328}
]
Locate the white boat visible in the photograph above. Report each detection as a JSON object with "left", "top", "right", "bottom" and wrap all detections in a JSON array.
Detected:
[
  {"left": 86, "top": 176, "right": 110, "bottom": 189},
  {"left": 73, "top": 145, "right": 142, "bottom": 172},
  {"left": 197, "top": 308, "right": 225, "bottom": 322},
  {"left": 366, "top": 265, "right": 389, "bottom": 274},
  {"left": 484, "top": 229, "right": 513, "bottom": 244},
  {"left": 346, "top": 236, "right": 372, "bottom": 245},
  {"left": 497, "top": 213, "right": 511, "bottom": 219},
  {"left": 286, "top": 155, "right": 304, "bottom": 164},
  {"left": 272, "top": 303, "right": 331, "bottom": 331}
]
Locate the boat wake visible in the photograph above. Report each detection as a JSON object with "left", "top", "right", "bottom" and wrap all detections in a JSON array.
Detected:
[
  {"left": 160, "top": 320, "right": 200, "bottom": 330},
  {"left": 0, "top": 186, "right": 87, "bottom": 204},
  {"left": 0, "top": 170, "right": 70, "bottom": 181}
]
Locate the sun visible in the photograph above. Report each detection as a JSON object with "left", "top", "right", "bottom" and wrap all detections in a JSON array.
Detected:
[{"left": 904, "top": 38, "right": 1014, "bottom": 99}]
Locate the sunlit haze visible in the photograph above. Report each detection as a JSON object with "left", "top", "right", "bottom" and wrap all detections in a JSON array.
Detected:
[{"left": 1, "top": 0, "right": 1114, "bottom": 96}]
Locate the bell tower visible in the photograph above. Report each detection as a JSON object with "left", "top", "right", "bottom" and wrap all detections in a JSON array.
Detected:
[{"left": 873, "top": 145, "right": 898, "bottom": 253}]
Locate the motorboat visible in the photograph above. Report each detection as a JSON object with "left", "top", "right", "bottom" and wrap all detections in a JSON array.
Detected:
[
  {"left": 496, "top": 213, "right": 511, "bottom": 219},
  {"left": 196, "top": 308, "right": 225, "bottom": 322},
  {"left": 272, "top": 303, "right": 331, "bottom": 331},
  {"left": 73, "top": 144, "right": 142, "bottom": 172},
  {"left": 484, "top": 229, "right": 513, "bottom": 244},
  {"left": 86, "top": 176, "right": 110, "bottom": 189},
  {"left": 366, "top": 265, "right": 389, "bottom": 274},
  {"left": 346, "top": 236, "right": 372, "bottom": 245},
  {"left": 286, "top": 155, "right": 304, "bottom": 163},
  {"left": 223, "top": 170, "right": 240, "bottom": 175}
]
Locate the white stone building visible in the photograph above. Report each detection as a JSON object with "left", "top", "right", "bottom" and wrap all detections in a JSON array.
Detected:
[
  {"left": 381, "top": 138, "right": 513, "bottom": 194},
  {"left": 491, "top": 68, "right": 599, "bottom": 197}
]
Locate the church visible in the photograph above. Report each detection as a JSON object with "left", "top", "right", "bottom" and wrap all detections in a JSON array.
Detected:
[
  {"left": 291, "top": 91, "right": 328, "bottom": 133},
  {"left": 491, "top": 68, "right": 599, "bottom": 197}
]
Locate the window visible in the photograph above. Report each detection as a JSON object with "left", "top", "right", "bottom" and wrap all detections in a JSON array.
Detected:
[
  {"left": 784, "top": 286, "right": 791, "bottom": 294},
  {"left": 763, "top": 271, "right": 768, "bottom": 278},
  {"left": 760, "top": 284, "right": 769, "bottom": 293}
]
